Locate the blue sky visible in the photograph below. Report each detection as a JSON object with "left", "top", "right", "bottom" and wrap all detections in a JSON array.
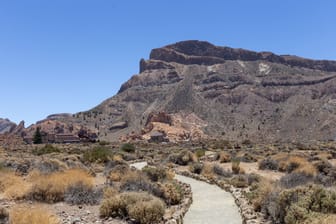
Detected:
[{"left": 0, "top": 0, "right": 335, "bottom": 126}]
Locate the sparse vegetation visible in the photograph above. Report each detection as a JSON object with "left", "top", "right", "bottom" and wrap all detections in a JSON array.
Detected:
[
  {"left": 9, "top": 206, "right": 59, "bottom": 224},
  {"left": 83, "top": 146, "right": 112, "bottom": 163},
  {"left": 100, "top": 192, "right": 165, "bottom": 224},
  {"left": 120, "top": 143, "right": 135, "bottom": 153},
  {"left": 29, "top": 169, "right": 94, "bottom": 203},
  {"left": 33, "top": 144, "right": 60, "bottom": 155}
]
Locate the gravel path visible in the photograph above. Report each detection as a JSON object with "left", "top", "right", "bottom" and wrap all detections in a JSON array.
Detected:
[
  {"left": 175, "top": 175, "right": 242, "bottom": 224},
  {"left": 130, "top": 162, "right": 242, "bottom": 224}
]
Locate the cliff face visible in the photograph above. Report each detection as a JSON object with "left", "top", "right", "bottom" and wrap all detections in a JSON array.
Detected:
[
  {"left": 0, "top": 118, "right": 17, "bottom": 134},
  {"left": 57, "top": 40, "right": 336, "bottom": 143}
]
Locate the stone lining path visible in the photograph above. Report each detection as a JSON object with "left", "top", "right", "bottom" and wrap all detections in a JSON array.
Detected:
[{"left": 131, "top": 162, "right": 242, "bottom": 224}]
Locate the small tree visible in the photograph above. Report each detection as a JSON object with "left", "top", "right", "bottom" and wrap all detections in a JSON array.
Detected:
[{"left": 33, "top": 127, "right": 42, "bottom": 144}]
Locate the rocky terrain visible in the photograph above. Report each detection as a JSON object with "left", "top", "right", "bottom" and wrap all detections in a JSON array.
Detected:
[
  {"left": 49, "top": 40, "right": 336, "bottom": 143},
  {"left": 0, "top": 119, "right": 17, "bottom": 134},
  {"left": 5, "top": 40, "right": 336, "bottom": 143}
]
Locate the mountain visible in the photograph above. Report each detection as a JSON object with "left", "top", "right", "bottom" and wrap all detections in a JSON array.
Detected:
[
  {"left": 55, "top": 40, "right": 336, "bottom": 143},
  {"left": 0, "top": 118, "right": 17, "bottom": 134}
]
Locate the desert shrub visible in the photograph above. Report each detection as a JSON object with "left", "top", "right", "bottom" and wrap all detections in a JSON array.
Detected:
[
  {"left": 263, "top": 185, "right": 336, "bottom": 224},
  {"left": 106, "top": 164, "right": 130, "bottom": 183},
  {"left": 99, "top": 140, "right": 110, "bottom": 146},
  {"left": 278, "top": 156, "right": 316, "bottom": 176},
  {"left": 142, "top": 166, "right": 167, "bottom": 182},
  {"left": 259, "top": 158, "right": 279, "bottom": 170},
  {"left": 37, "top": 159, "right": 67, "bottom": 174},
  {"left": 315, "top": 174, "right": 335, "bottom": 187},
  {"left": 83, "top": 146, "right": 112, "bottom": 163},
  {"left": 0, "top": 207, "right": 8, "bottom": 223},
  {"left": 169, "top": 150, "right": 197, "bottom": 166},
  {"left": 247, "top": 178, "right": 274, "bottom": 211},
  {"left": 280, "top": 172, "right": 314, "bottom": 188},
  {"left": 314, "top": 159, "right": 332, "bottom": 174},
  {"left": 162, "top": 181, "right": 182, "bottom": 205},
  {"left": 231, "top": 159, "right": 241, "bottom": 174},
  {"left": 128, "top": 198, "right": 165, "bottom": 224},
  {"left": 189, "top": 162, "right": 204, "bottom": 174},
  {"left": 100, "top": 192, "right": 165, "bottom": 223},
  {"left": 9, "top": 206, "right": 59, "bottom": 224},
  {"left": 0, "top": 171, "right": 30, "bottom": 200},
  {"left": 230, "top": 175, "right": 248, "bottom": 188},
  {"left": 33, "top": 144, "right": 60, "bottom": 156},
  {"left": 65, "top": 182, "right": 102, "bottom": 205},
  {"left": 29, "top": 169, "right": 93, "bottom": 203},
  {"left": 217, "top": 152, "right": 231, "bottom": 163},
  {"left": 201, "top": 163, "right": 215, "bottom": 179},
  {"left": 120, "top": 152, "right": 137, "bottom": 161},
  {"left": 120, "top": 171, "right": 164, "bottom": 198},
  {"left": 120, "top": 143, "right": 135, "bottom": 153},
  {"left": 246, "top": 173, "right": 261, "bottom": 185},
  {"left": 195, "top": 149, "right": 205, "bottom": 158},
  {"left": 213, "top": 164, "right": 232, "bottom": 178}
]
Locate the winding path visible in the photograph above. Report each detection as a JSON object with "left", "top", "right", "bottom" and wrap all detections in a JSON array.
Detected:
[
  {"left": 130, "top": 162, "right": 242, "bottom": 224},
  {"left": 175, "top": 175, "right": 242, "bottom": 224}
]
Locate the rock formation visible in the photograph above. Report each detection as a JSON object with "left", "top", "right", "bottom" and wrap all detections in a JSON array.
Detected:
[{"left": 54, "top": 40, "right": 336, "bottom": 143}]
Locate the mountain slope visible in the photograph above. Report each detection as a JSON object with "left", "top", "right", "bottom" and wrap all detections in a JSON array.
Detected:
[
  {"left": 57, "top": 40, "right": 336, "bottom": 143},
  {"left": 0, "top": 118, "right": 17, "bottom": 134}
]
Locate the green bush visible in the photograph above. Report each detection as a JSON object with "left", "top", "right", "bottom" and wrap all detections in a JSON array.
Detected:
[
  {"left": 195, "top": 149, "right": 206, "bottom": 158},
  {"left": 142, "top": 166, "right": 167, "bottom": 182},
  {"left": 264, "top": 185, "right": 336, "bottom": 224},
  {"left": 120, "top": 143, "right": 135, "bottom": 153},
  {"left": 83, "top": 146, "right": 112, "bottom": 163},
  {"left": 33, "top": 144, "right": 60, "bottom": 155}
]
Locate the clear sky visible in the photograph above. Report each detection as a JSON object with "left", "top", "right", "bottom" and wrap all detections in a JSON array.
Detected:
[{"left": 0, "top": 0, "right": 335, "bottom": 126}]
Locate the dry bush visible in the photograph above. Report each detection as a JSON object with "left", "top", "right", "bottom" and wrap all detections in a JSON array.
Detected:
[
  {"left": 120, "top": 171, "right": 164, "bottom": 198},
  {"left": 128, "top": 198, "right": 165, "bottom": 224},
  {"left": 106, "top": 164, "right": 130, "bottom": 182},
  {"left": 263, "top": 185, "right": 336, "bottom": 224},
  {"left": 162, "top": 181, "right": 182, "bottom": 205},
  {"left": 303, "top": 213, "right": 336, "bottom": 224},
  {"left": 29, "top": 169, "right": 93, "bottom": 203},
  {"left": 201, "top": 163, "right": 215, "bottom": 179},
  {"left": 232, "top": 159, "right": 241, "bottom": 174},
  {"left": 247, "top": 178, "right": 275, "bottom": 211},
  {"left": 217, "top": 152, "right": 231, "bottom": 163},
  {"left": 189, "top": 162, "right": 204, "bottom": 174},
  {"left": 65, "top": 182, "right": 102, "bottom": 205},
  {"left": 9, "top": 206, "right": 59, "bottom": 224},
  {"left": 0, "top": 171, "right": 30, "bottom": 200},
  {"left": 230, "top": 175, "right": 248, "bottom": 188},
  {"left": 103, "top": 187, "right": 118, "bottom": 199},
  {"left": 142, "top": 166, "right": 168, "bottom": 182},
  {"left": 100, "top": 192, "right": 165, "bottom": 224},
  {"left": 277, "top": 156, "right": 317, "bottom": 176},
  {"left": 258, "top": 157, "right": 279, "bottom": 170},
  {"left": 37, "top": 159, "right": 67, "bottom": 174},
  {"left": 213, "top": 164, "right": 232, "bottom": 178},
  {"left": 169, "top": 150, "right": 197, "bottom": 166},
  {"left": 0, "top": 207, "right": 9, "bottom": 222},
  {"left": 280, "top": 172, "right": 314, "bottom": 188}
]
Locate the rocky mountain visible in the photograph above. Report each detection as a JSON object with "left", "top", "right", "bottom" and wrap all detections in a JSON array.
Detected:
[
  {"left": 55, "top": 40, "right": 336, "bottom": 143},
  {"left": 0, "top": 118, "right": 17, "bottom": 134}
]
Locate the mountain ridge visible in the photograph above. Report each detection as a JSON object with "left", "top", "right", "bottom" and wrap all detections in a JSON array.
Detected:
[{"left": 23, "top": 40, "right": 336, "bottom": 143}]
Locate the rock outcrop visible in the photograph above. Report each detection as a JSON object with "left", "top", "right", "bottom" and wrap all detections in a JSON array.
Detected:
[
  {"left": 55, "top": 40, "right": 336, "bottom": 143},
  {"left": 0, "top": 118, "right": 17, "bottom": 134}
]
